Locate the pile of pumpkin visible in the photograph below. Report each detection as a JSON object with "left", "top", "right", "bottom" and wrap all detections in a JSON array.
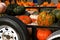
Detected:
[
  {"left": 15, "top": 4, "right": 60, "bottom": 27},
  {"left": 4, "top": 0, "right": 35, "bottom": 7},
  {"left": 0, "top": 1, "right": 60, "bottom": 27},
  {"left": 16, "top": 1, "right": 35, "bottom": 7},
  {"left": 16, "top": 11, "right": 53, "bottom": 26},
  {"left": 40, "top": 2, "right": 56, "bottom": 7},
  {"left": 15, "top": 1, "right": 60, "bottom": 26},
  {"left": 1, "top": 0, "right": 60, "bottom": 7},
  {"left": 40, "top": 0, "right": 60, "bottom": 7}
]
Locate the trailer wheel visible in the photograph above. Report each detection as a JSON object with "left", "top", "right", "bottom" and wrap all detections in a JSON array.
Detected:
[{"left": 0, "top": 15, "right": 29, "bottom": 40}]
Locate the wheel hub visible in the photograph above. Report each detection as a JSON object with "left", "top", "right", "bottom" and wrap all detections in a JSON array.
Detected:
[
  {"left": 3, "top": 35, "right": 11, "bottom": 39},
  {"left": 0, "top": 25, "right": 19, "bottom": 40}
]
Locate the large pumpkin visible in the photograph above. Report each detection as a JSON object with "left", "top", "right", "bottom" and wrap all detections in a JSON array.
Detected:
[
  {"left": 37, "top": 11, "right": 55, "bottom": 26},
  {"left": 37, "top": 28, "right": 52, "bottom": 40}
]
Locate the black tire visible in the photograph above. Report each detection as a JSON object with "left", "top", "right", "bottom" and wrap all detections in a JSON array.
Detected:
[{"left": 0, "top": 15, "right": 29, "bottom": 40}]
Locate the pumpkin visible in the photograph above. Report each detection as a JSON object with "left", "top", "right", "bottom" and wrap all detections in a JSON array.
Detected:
[
  {"left": 52, "top": 9, "right": 60, "bottom": 20},
  {"left": 6, "top": 3, "right": 18, "bottom": 15},
  {"left": 13, "top": 6, "right": 25, "bottom": 14},
  {"left": 37, "top": 28, "right": 52, "bottom": 40},
  {"left": 37, "top": 11, "right": 55, "bottom": 26},
  {"left": 17, "top": 1, "right": 27, "bottom": 6},
  {"left": 6, "top": 3, "right": 25, "bottom": 15},
  {"left": 17, "top": 15, "right": 32, "bottom": 24},
  {"left": 57, "top": 0, "right": 60, "bottom": 8},
  {"left": 40, "top": 8, "right": 54, "bottom": 13},
  {"left": 27, "top": 2, "right": 34, "bottom": 6},
  {"left": 5, "top": 1, "right": 10, "bottom": 6},
  {"left": 42, "top": 2, "right": 49, "bottom": 6},
  {"left": 47, "top": 2, "right": 55, "bottom": 6},
  {"left": 23, "top": 2, "right": 29, "bottom": 7},
  {"left": 16, "top": 0, "right": 22, "bottom": 6},
  {"left": 16, "top": 0, "right": 34, "bottom": 7},
  {"left": 57, "top": 3, "right": 60, "bottom": 8}
]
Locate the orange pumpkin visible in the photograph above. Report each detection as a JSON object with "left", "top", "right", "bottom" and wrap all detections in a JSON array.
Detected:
[
  {"left": 16, "top": 15, "right": 32, "bottom": 24},
  {"left": 23, "top": 2, "right": 29, "bottom": 7},
  {"left": 5, "top": 1, "right": 10, "bottom": 6},
  {"left": 57, "top": 3, "right": 60, "bottom": 8},
  {"left": 28, "top": 2, "right": 34, "bottom": 6},
  {"left": 37, "top": 11, "right": 55, "bottom": 26},
  {"left": 40, "top": 2, "right": 49, "bottom": 6},
  {"left": 16, "top": 0, "right": 24, "bottom": 6},
  {"left": 37, "top": 28, "right": 52, "bottom": 40},
  {"left": 43, "top": 2, "right": 49, "bottom": 6},
  {"left": 47, "top": 2, "right": 55, "bottom": 6},
  {"left": 17, "top": 1, "right": 24, "bottom": 6},
  {"left": 16, "top": 0, "right": 34, "bottom": 7}
]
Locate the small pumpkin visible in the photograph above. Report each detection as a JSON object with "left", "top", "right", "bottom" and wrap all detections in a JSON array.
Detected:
[
  {"left": 6, "top": 3, "right": 25, "bottom": 15},
  {"left": 13, "top": 6, "right": 25, "bottom": 14},
  {"left": 5, "top": 1, "right": 10, "bottom": 6},
  {"left": 42, "top": 2, "right": 49, "bottom": 6},
  {"left": 16, "top": 0, "right": 25, "bottom": 6},
  {"left": 23, "top": 2, "right": 29, "bottom": 7},
  {"left": 27, "top": 2, "right": 34, "bottom": 6},
  {"left": 17, "top": 15, "right": 32, "bottom": 24},
  {"left": 57, "top": 3, "right": 60, "bottom": 8},
  {"left": 52, "top": 9, "right": 60, "bottom": 20},
  {"left": 6, "top": 3, "right": 18, "bottom": 15},
  {"left": 47, "top": 2, "right": 55, "bottom": 6},
  {"left": 37, "top": 11, "right": 55, "bottom": 26},
  {"left": 57, "top": 0, "right": 60, "bottom": 8}
]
